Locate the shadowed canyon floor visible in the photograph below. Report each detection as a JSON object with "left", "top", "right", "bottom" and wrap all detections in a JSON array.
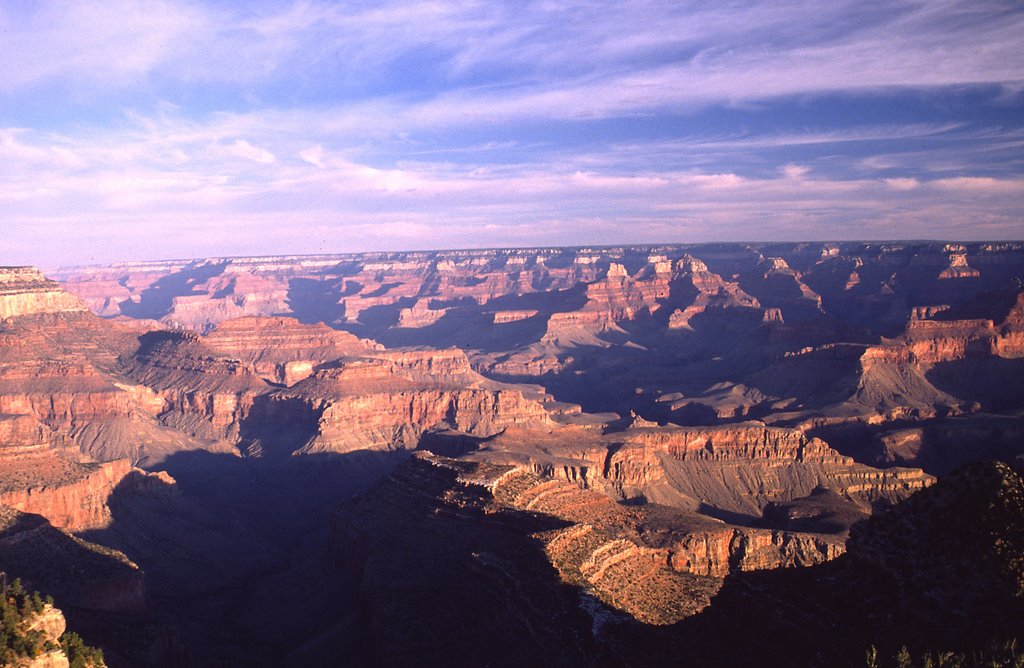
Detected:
[{"left": 0, "top": 242, "right": 1021, "bottom": 665}]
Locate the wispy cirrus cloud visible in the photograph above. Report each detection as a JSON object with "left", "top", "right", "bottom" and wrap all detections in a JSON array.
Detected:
[{"left": 3, "top": 1, "right": 1022, "bottom": 108}]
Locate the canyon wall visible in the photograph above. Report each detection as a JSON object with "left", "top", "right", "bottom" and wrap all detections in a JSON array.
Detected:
[{"left": 0, "top": 267, "right": 87, "bottom": 320}]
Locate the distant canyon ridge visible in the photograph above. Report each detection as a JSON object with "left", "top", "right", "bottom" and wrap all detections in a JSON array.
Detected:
[{"left": 52, "top": 240, "right": 1024, "bottom": 472}]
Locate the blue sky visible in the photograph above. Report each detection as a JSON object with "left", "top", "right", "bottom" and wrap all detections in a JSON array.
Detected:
[{"left": 1, "top": 1, "right": 1022, "bottom": 267}]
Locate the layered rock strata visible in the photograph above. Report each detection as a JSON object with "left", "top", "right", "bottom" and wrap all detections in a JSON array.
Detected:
[
  {"left": 293, "top": 349, "right": 555, "bottom": 453},
  {"left": 337, "top": 453, "right": 845, "bottom": 628},
  {"left": 0, "top": 505, "right": 145, "bottom": 614},
  {"left": 121, "top": 319, "right": 557, "bottom": 455},
  {"left": 0, "top": 267, "right": 87, "bottom": 320},
  {"left": 0, "top": 269, "right": 207, "bottom": 465},
  {"left": 466, "top": 421, "right": 931, "bottom": 520},
  {"left": 0, "top": 413, "right": 176, "bottom": 532}
]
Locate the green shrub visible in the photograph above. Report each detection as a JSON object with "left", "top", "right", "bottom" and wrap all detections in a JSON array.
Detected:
[
  {"left": 61, "top": 631, "right": 105, "bottom": 668},
  {"left": 866, "top": 640, "right": 1023, "bottom": 668},
  {"left": 0, "top": 573, "right": 104, "bottom": 666}
]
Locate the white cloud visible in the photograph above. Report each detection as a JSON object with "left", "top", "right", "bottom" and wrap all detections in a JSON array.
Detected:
[
  {"left": 782, "top": 165, "right": 810, "bottom": 180},
  {"left": 886, "top": 177, "right": 920, "bottom": 191},
  {"left": 229, "top": 139, "right": 276, "bottom": 164},
  {"left": 299, "top": 146, "right": 326, "bottom": 168}
]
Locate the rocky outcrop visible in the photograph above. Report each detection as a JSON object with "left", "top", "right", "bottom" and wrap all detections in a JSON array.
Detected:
[
  {"left": 491, "top": 309, "right": 538, "bottom": 324},
  {"left": 0, "top": 274, "right": 205, "bottom": 465},
  {"left": 0, "top": 370, "right": 178, "bottom": 463},
  {"left": 293, "top": 349, "right": 555, "bottom": 453},
  {"left": 737, "top": 256, "right": 825, "bottom": 324},
  {"left": 396, "top": 300, "right": 449, "bottom": 328},
  {"left": 0, "top": 410, "right": 174, "bottom": 532},
  {"left": 667, "top": 255, "right": 761, "bottom": 330},
  {"left": 8, "top": 604, "right": 71, "bottom": 668},
  {"left": 897, "top": 284, "right": 1024, "bottom": 363},
  {"left": 335, "top": 454, "right": 845, "bottom": 628},
  {"left": 119, "top": 329, "right": 266, "bottom": 445},
  {"left": 937, "top": 251, "right": 981, "bottom": 280},
  {"left": 306, "top": 388, "right": 552, "bottom": 453},
  {"left": 752, "top": 282, "right": 1024, "bottom": 431},
  {"left": 120, "top": 321, "right": 559, "bottom": 456},
  {"left": 0, "top": 268, "right": 87, "bottom": 320},
  {"left": 0, "top": 505, "right": 145, "bottom": 615},
  {"left": 477, "top": 422, "right": 932, "bottom": 520},
  {"left": 0, "top": 459, "right": 132, "bottom": 532},
  {"left": 495, "top": 465, "right": 844, "bottom": 624},
  {"left": 900, "top": 318, "right": 1000, "bottom": 363},
  {"left": 533, "top": 264, "right": 673, "bottom": 347},
  {"left": 579, "top": 262, "right": 670, "bottom": 322},
  {"left": 0, "top": 457, "right": 175, "bottom": 533},
  {"left": 202, "top": 316, "right": 381, "bottom": 385}
]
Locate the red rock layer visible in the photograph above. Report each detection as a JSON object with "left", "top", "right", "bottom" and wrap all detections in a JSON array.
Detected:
[
  {"left": 0, "top": 267, "right": 87, "bottom": 320},
  {"left": 0, "top": 458, "right": 134, "bottom": 531},
  {"left": 203, "top": 316, "right": 381, "bottom": 385},
  {"left": 0, "top": 409, "right": 177, "bottom": 534},
  {"left": 0, "top": 290, "right": 197, "bottom": 464},
  {"left": 474, "top": 422, "right": 931, "bottom": 519},
  {"left": 898, "top": 289, "right": 1024, "bottom": 362},
  {"left": 120, "top": 319, "right": 558, "bottom": 455},
  {"left": 432, "top": 455, "right": 846, "bottom": 624},
  {"left": 292, "top": 349, "right": 555, "bottom": 453},
  {"left": 667, "top": 255, "right": 761, "bottom": 330}
]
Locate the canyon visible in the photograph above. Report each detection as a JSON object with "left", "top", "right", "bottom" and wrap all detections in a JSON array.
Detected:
[{"left": 0, "top": 241, "right": 1020, "bottom": 666}]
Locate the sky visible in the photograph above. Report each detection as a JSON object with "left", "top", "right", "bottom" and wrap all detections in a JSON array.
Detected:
[{"left": 1, "top": 0, "right": 1023, "bottom": 268}]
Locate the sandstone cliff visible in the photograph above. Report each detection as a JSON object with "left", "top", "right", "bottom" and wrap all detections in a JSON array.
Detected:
[
  {"left": 118, "top": 319, "right": 559, "bottom": 456},
  {"left": 491, "top": 463, "right": 843, "bottom": 623},
  {"left": 0, "top": 268, "right": 87, "bottom": 321},
  {"left": 466, "top": 421, "right": 931, "bottom": 521},
  {"left": 202, "top": 316, "right": 382, "bottom": 385},
  {"left": 0, "top": 505, "right": 145, "bottom": 615},
  {"left": 335, "top": 453, "right": 846, "bottom": 630},
  {"left": 0, "top": 459, "right": 175, "bottom": 533},
  {"left": 0, "top": 270, "right": 212, "bottom": 465},
  {"left": 0, "top": 412, "right": 177, "bottom": 533},
  {"left": 0, "top": 459, "right": 132, "bottom": 533},
  {"left": 898, "top": 282, "right": 1024, "bottom": 363},
  {"left": 292, "top": 349, "right": 555, "bottom": 453}
]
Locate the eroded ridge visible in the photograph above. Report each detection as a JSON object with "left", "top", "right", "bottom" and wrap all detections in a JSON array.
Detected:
[{"left": 360, "top": 454, "right": 845, "bottom": 626}]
